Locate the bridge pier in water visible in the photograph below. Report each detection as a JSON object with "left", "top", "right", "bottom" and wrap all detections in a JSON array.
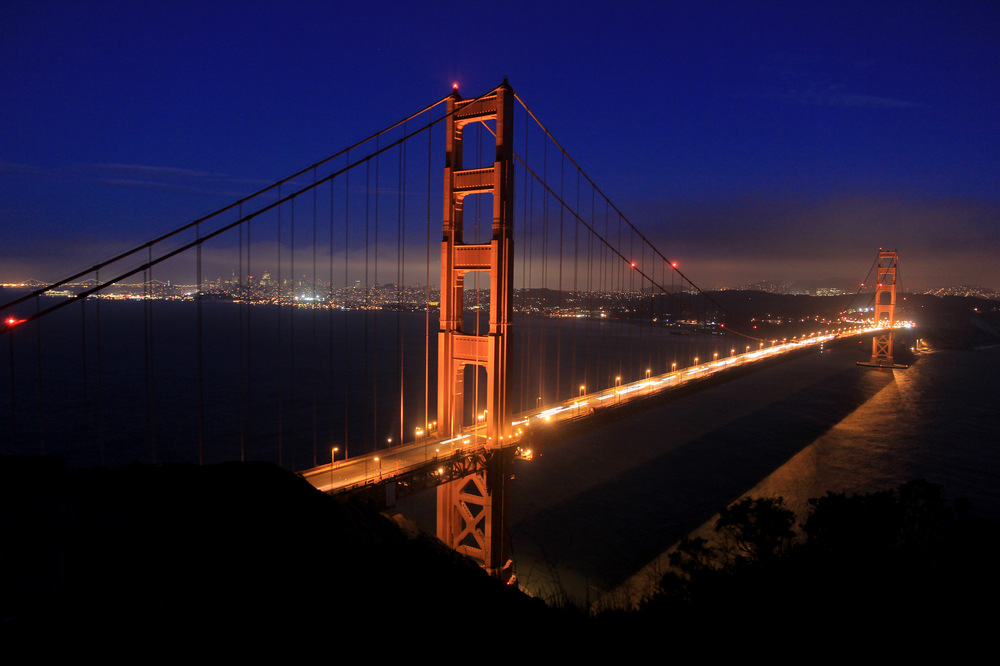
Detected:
[{"left": 435, "top": 82, "right": 515, "bottom": 578}]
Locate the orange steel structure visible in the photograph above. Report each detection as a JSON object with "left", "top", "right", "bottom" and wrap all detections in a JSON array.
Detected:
[
  {"left": 435, "top": 82, "right": 515, "bottom": 577},
  {"left": 869, "top": 250, "right": 898, "bottom": 365}
]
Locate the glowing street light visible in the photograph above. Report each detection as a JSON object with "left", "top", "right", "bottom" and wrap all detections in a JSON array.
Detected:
[{"left": 579, "top": 384, "right": 586, "bottom": 397}]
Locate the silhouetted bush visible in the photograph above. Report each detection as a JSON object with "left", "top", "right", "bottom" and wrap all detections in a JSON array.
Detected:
[{"left": 639, "top": 479, "right": 998, "bottom": 644}]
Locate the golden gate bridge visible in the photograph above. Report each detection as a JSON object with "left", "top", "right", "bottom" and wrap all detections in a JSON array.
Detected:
[{"left": 0, "top": 80, "right": 900, "bottom": 579}]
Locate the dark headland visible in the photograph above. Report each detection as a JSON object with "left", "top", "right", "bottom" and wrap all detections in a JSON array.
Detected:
[{"left": 2, "top": 455, "right": 996, "bottom": 656}]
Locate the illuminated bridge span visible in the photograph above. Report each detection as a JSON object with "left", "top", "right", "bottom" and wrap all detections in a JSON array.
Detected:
[{"left": 0, "top": 81, "right": 901, "bottom": 578}]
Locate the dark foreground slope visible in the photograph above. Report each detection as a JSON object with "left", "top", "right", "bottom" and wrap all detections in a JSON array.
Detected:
[
  {"left": 4, "top": 457, "right": 996, "bottom": 656},
  {"left": 0, "top": 458, "right": 556, "bottom": 652}
]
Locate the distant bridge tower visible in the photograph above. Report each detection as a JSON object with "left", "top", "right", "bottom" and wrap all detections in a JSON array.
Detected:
[
  {"left": 869, "top": 250, "right": 898, "bottom": 366},
  {"left": 435, "top": 82, "right": 515, "bottom": 578}
]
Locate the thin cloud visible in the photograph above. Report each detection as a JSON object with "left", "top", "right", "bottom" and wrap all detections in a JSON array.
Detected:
[
  {"left": 772, "top": 84, "right": 918, "bottom": 109},
  {"left": 757, "top": 57, "right": 920, "bottom": 109},
  {"left": 0, "top": 160, "right": 44, "bottom": 175},
  {"left": 76, "top": 162, "right": 271, "bottom": 196}
]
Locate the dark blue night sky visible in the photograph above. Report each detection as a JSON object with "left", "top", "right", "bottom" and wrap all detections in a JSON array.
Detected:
[{"left": 2, "top": 1, "right": 997, "bottom": 289}]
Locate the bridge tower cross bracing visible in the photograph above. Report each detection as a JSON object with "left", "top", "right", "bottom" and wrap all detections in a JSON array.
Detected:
[
  {"left": 870, "top": 250, "right": 898, "bottom": 365},
  {"left": 435, "top": 82, "right": 515, "bottom": 578}
]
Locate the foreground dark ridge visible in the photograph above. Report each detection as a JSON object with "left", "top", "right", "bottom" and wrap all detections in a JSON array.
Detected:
[
  {"left": 0, "top": 458, "right": 556, "bottom": 649},
  {"left": 3, "top": 457, "right": 995, "bottom": 655}
]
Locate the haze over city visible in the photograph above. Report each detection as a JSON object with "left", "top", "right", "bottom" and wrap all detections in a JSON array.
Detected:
[{"left": 2, "top": 1, "right": 997, "bottom": 291}]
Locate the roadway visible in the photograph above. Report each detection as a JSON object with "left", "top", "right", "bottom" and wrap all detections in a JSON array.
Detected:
[{"left": 300, "top": 324, "right": 892, "bottom": 494}]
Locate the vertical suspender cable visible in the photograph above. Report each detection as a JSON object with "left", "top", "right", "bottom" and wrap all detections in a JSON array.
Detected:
[
  {"left": 277, "top": 186, "right": 284, "bottom": 466},
  {"left": 328, "top": 177, "right": 335, "bottom": 461},
  {"left": 424, "top": 129, "right": 431, "bottom": 445},
  {"left": 344, "top": 153, "right": 350, "bottom": 459},
  {"left": 35, "top": 296, "right": 43, "bottom": 454},
  {"left": 572, "top": 168, "right": 579, "bottom": 395},
  {"left": 197, "top": 223, "right": 204, "bottom": 464},
  {"left": 539, "top": 138, "right": 547, "bottom": 406},
  {"left": 515, "top": 115, "right": 531, "bottom": 412},
  {"left": 144, "top": 250, "right": 155, "bottom": 462},
  {"left": 239, "top": 203, "right": 246, "bottom": 461},
  {"left": 373, "top": 138, "right": 379, "bottom": 450},
  {"left": 394, "top": 122, "right": 406, "bottom": 445},
  {"left": 95, "top": 268, "right": 104, "bottom": 464},
  {"left": 289, "top": 197, "right": 296, "bottom": 469},
  {"left": 363, "top": 159, "right": 370, "bottom": 454},
  {"left": 312, "top": 168, "right": 319, "bottom": 467},
  {"left": 556, "top": 152, "right": 563, "bottom": 401},
  {"left": 80, "top": 294, "right": 89, "bottom": 464}
]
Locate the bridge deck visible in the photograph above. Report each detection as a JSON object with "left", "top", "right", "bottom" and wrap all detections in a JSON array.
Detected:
[{"left": 300, "top": 325, "right": 895, "bottom": 494}]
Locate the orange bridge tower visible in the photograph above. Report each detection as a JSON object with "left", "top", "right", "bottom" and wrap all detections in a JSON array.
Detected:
[
  {"left": 869, "top": 250, "right": 899, "bottom": 366},
  {"left": 435, "top": 82, "right": 515, "bottom": 578}
]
